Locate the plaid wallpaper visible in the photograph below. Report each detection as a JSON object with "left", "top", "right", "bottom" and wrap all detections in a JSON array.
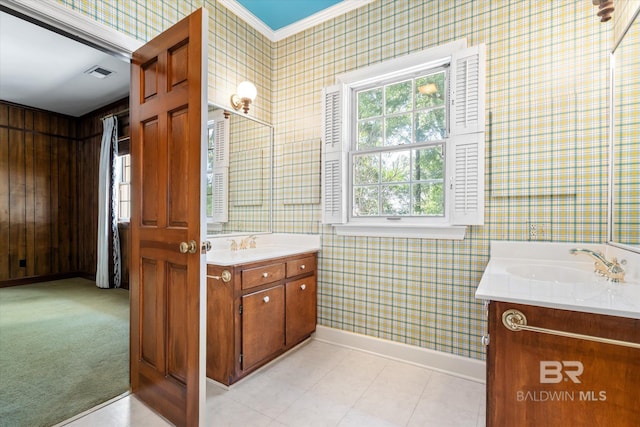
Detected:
[
  {"left": 56, "top": 0, "right": 618, "bottom": 361},
  {"left": 271, "top": 0, "right": 611, "bottom": 361}
]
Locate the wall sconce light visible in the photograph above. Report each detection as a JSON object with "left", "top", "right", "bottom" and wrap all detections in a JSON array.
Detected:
[
  {"left": 230, "top": 81, "right": 257, "bottom": 114},
  {"left": 592, "top": 0, "right": 614, "bottom": 22}
]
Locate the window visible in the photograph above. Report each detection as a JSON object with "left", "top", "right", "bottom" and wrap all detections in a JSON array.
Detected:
[
  {"left": 353, "top": 69, "right": 447, "bottom": 218},
  {"left": 115, "top": 154, "right": 131, "bottom": 221},
  {"left": 322, "top": 40, "right": 485, "bottom": 239}
]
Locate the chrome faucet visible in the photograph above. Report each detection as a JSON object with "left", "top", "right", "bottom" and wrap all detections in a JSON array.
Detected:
[{"left": 569, "top": 248, "right": 625, "bottom": 282}]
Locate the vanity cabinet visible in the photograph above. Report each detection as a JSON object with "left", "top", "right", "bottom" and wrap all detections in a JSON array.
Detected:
[
  {"left": 206, "top": 252, "right": 317, "bottom": 385},
  {"left": 486, "top": 300, "right": 640, "bottom": 426}
]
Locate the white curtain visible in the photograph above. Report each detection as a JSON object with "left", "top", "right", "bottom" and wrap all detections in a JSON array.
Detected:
[{"left": 96, "top": 116, "right": 121, "bottom": 289}]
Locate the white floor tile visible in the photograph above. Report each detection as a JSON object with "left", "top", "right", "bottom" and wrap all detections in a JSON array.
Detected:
[
  {"left": 407, "top": 372, "right": 485, "bottom": 427},
  {"left": 60, "top": 341, "right": 486, "bottom": 427},
  {"left": 337, "top": 408, "right": 402, "bottom": 427}
]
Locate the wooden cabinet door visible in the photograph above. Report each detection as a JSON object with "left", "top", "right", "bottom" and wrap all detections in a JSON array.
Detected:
[
  {"left": 488, "top": 301, "right": 640, "bottom": 426},
  {"left": 241, "top": 285, "right": 285, "bottom": 371},
  {"left": 129, "top": 8, "right": 207, "bottom": 427},
  {"left": 285, "top": 275, "right": 317, "bottom": 346}
]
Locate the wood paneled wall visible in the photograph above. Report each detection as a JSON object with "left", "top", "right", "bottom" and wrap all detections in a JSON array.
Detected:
[
  {"left": 0, "top": 98, "right": 130, "bottom": 287},
  {"left": 0, "top": 103, "right": 78, "bottom": 282}
]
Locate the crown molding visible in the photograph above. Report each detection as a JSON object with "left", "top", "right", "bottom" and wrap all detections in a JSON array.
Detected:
[{"left": 218, "top": 0, "right": 376, "bottom": 42}]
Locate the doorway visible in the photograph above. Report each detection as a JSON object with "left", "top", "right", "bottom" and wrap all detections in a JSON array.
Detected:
[{"left": 0, "top": 3, "right": 136, "bottom": 426}]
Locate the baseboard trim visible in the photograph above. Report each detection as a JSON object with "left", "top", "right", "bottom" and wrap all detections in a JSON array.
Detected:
[
  {"left": 0, "top": 272, "right": 83, "bottom": 288},
  {"left": 313, "top": 325, "right": 486, "bottom": 383}
]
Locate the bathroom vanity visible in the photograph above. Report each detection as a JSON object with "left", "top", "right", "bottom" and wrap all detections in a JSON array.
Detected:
[
  {"left": 205, "top": 234, "right": 320, "bottom": 385},
  {"left": 477, "top": 241, "right": 640, "bottom": 426}
]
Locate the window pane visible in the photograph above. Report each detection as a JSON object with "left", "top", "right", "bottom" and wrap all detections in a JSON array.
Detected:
[
  {"left": 207, "top": 149, "right": 215, "bottom": 171},
  {"left": 358, "top": 88, "right": 382, "bottom": 119},
  {"left": 207, "top": 127, "right": 215, "bottom": 170},
  {"left": 385, "top": 114, "right": 412, "bottom": 146},
  {"left": 415, "top": 108, "right": 446, "bottom": 142},
  {"left": 354, "top": 154, "right": 380, "bottom": 184},
  {"left": 381, "top": 150, "right": 410, "bottom": 183},
  {"left": 353, "top": 186, "right": 379, "bottom": 216},
  {"left": 412, "top": 146, "right": 443, "bottom": 180},
  {"left": 385, "top": 80, "right": 412, "bottom": 114},
  {"left": 412, "top": 182, "right": 444, "bottom": 216},
  {"left": 415, "top": 72, "right": 445, "bottom": 109},
  {"left": 357, "top": 118, "right": 383, "bottom": 149},
  {"left": 381, "top": 184, "right": 410, "bottom": 215},
  {"left": 122, "top": 155, "right": 131, "bottom": 182}
]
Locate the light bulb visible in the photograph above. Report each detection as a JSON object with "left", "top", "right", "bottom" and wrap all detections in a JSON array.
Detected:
[{"left": 237, "top": 81, "right": 257, "bottom": 101}]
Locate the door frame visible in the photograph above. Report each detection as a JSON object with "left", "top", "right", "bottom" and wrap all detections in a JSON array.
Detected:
[{"left": 2, "top": 0, "right": 208, "bottom": 422}]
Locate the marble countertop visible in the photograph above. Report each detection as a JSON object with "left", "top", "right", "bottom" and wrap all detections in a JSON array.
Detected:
[
  {"left": 206, "top": 233, "right": 321, "bottom": 266},
  {"left": 476, "top": 241, "right": 640, "bottom": 319}
]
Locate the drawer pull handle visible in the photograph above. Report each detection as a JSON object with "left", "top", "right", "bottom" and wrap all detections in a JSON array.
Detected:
[
  {"left": 300, "top": 264, "right": 306, "bottom": 270},
  {"left": 263, "top": 296, "right": 270, "bottom": 303},
  {"left": 502, "top": 309, "right": 640, "bottom": 349},
  {"left": 262, "top": 272, "right": 269, "bottom": 278},
  {"left": 300, "top": 284, "right": 306, "bottom": 290}
]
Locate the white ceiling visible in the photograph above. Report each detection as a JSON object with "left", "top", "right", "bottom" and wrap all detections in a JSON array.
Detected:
[{"left": 0, "top": 11, "right": 130, "bottom": 117}]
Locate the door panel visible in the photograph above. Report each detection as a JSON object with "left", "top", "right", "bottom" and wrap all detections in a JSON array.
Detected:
[
  {"left": 168, "top": 108, "right": 189, "bottom": 227},
  {"left": 140, "top": 258, "right": 160, "bottom": 367},
  {"left": 141, "top": 118, "right": 159, "bottom": 226},
  {"left": 167, "top": 263, "right": 188, "bottom": 384},
  {"left": 130, "top": 8, "right": 206, "bottom": 427}
]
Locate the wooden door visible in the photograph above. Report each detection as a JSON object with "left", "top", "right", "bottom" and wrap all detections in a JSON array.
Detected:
[{"left": 129, "top": 8, "right": 207, "bottom": 427}]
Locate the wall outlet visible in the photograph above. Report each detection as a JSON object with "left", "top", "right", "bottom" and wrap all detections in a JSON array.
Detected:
[
  {"left": 19, "top": 259, "right": 26, "bottom": 267},
  {"left": 529, "top": 223, "right": 547, "bottom": 240}
]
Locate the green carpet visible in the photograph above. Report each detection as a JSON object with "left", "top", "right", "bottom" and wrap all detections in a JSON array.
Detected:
[{"left": 0, "top": 278, "right": 130, "bottom": 427}]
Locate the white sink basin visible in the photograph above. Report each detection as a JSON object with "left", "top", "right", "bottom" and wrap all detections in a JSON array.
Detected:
[
  {"left": 476, "top": 241, "right": 640, "bottom": 319},
  {"left": 505, "top": 264, "right": 596, "bottom": 284}
]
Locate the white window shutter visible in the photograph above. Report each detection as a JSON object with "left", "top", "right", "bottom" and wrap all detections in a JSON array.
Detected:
[
  {"left": 212, "top": 110, "right": 229, "bottom": 167},
  {"left": 322, "top": 151, "right": 347, "bottom": 224},
  {"left": 450, "top": 44, "right": 485, "bottom": 136},
  {"left": 449, "top": 133, "right": 484, "bottom": 225},
  {"left": 212, "top": 167, "right": 228, "bottom": 223},
  {"left": 322, "top": 84, "right": 346, "bottom": 224},
  {"left": 322, "top": 85, "right": 343, "bottom": 153}
]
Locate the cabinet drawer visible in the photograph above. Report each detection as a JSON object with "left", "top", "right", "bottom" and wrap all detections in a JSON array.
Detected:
[
  {"left": 241, "top": 262, "right": 285, "bottom": 289},
  {"left": 286, "top": 255, "right": 316, "bottom": 278}
]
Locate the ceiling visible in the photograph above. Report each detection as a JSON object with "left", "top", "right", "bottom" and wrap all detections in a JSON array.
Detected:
[
  {"left": 236, "top": 0, "right": 342, "bottom": 30},
  {"left": 0, "top": 1, "right": 366, "bottom": 117},
  {"left": 0, "top": 11, "right": 130, "bottom": 117}
]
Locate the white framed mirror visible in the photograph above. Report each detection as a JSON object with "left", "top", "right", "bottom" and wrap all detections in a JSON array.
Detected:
[
  {"left": 609, "top": 6, "right": 640, "bottom": 253},
  {"left": 206, "top": 103, "right": 273, "bottom": 236}
]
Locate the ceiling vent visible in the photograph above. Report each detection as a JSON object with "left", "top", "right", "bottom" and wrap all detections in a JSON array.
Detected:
[{"left": 85, "top": 65, "right": 115, "bottom": 79}]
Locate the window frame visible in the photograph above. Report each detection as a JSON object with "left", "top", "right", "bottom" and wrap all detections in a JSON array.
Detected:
[
  {"left": 115, "top": 153, "right": 131, "bottom": 223},
  {"left": 347, "top": 65, "right": 451, "bottom": 225},
  {"left": 321, "top": 39, "right": 484, "bottom": 240}
]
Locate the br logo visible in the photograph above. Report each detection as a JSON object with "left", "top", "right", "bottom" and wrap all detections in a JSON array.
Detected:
[{"left": 540, "top": 361, "right": 584, "bottom": 384}]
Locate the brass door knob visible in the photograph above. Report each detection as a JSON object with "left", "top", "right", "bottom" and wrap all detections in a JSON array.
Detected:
[{"left": 179, "top": 240, "right": 197, "bottom": 254}]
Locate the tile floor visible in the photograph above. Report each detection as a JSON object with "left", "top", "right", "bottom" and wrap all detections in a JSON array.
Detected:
[{"left": 63, "top": 340, "right": 486, "bottom": 427}]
